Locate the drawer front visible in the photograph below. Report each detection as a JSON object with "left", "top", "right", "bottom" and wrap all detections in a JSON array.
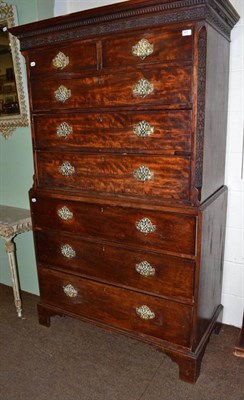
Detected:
[
  {"left": 28, "top": 41, "right": 97, "bottom": 77},
  {"left": 39, "top": 267, "right": 192, "bottom": 347},
  {"left": 31, "top": 66, "right": 192, "bottom": 111},
  {"left": 103, "top": 26, "right": 193, "bottom": 68},
  {"left": 36, "top": 152, "right": 191, "bottom": 201},
  {"left": 33, "top": 110, "right": 192, "bottom": 153},
  {"left": 35, "top": 229, "right": 195, "bottom": 302},
  {"left": 30, "top": 196, "right": 196, "bottom": 256}
]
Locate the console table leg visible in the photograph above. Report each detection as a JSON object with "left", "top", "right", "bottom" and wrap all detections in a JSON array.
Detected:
[{"left": 5, "top": 239, "right": 22, "bottom": 318}]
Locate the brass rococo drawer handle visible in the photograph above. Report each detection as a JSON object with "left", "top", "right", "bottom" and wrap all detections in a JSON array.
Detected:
[
  {"left": 136, "top": 217, "right": 156, "bottom": 234},
  {"left": 132, "top": 78, "right": 154, "bottom": 98},
  {"left": 135, "top": 261, "right": 155, "bottom": 277},
  {"left": 57, "top": 206, "right": 73, "bottom": 221},
  {"left": 63, "top": 284, "right": 78, "bottom": 297},
  {"left": 136, "top": 305, "right": 155, "bottom": 320},
  {"left": 54, "top": 85, "right": 71, "bottom": 103},
  {"left": 133, "top": 120, "right": 154, "bottom": 138},
  {"left": 132, "top": 38, "right": 154, "bottom": 59},
  {"left": 133, "top": 165, "right": 154, "bottom": 182},
  {"left": 52, "top": 51, "right": 69, "bottom": 70},
  {"left": 56, "top": 122, "right": 73, "bottom": 138},
  {"left": 61, "top": 244, "right": 76, "bottom": 259},
  {"left": 59, "top": 161, "right": 75, "bottom": 176}
]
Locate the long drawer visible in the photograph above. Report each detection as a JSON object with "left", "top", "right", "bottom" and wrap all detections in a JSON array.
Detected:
[
  {"left": 38, "top": 266, "right": 193, "bottom": 348},
  {"left": 33, "top": 110, "right": 192, "bottom": 153},
  {"left": 35, "top": 229, "right": 195, "bottom": 302},
  {"left": 35, "top": 152, "right": 191, "bottom": 201},
  {"left": 30, "top": 195, "right": 197, "bottom": 256},
  {"left": 31, "top": 65, "right": 192, "bottom": 111}
]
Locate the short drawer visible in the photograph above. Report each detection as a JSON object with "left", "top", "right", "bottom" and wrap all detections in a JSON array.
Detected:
[
  {"left": 39, "top": 267, "right": 193, "bottom": 348},
  {"left": 35, "top": 229, "right": 195, "bottom": 302},
  {"left": 28, "top": 41, "right": 97, "bottom": 77},
  {"left": 33, "top": 110, "right": 192, "bottom": 154},
  {"left": 35, "top": 152, "right": 191, "bottom": 201},
  {"left": 103, "top": 26, "right": 193, "bottom": 68},
  {"left": 31, "top": 65, "right": 192, "bottom": 111},
  {"left": 30, "top": 195, "right": 197, "bottom": 256}
]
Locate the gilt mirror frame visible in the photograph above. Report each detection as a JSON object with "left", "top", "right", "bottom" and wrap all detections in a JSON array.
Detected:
[{"left": 0, "top": 0, "right": 28, "bottom": 139}]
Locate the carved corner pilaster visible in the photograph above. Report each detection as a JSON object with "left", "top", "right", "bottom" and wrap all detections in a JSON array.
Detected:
[
  {"left": 190, "top": 187, "right": 201, "bottom": 207},
  {"left": 194, "top": 26, "right": 207, "bottom": 205}
]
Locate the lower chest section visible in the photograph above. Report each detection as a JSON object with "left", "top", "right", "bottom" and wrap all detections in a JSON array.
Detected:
[{"left": 31, "top": 192, "right": 197, "bottom": 349}]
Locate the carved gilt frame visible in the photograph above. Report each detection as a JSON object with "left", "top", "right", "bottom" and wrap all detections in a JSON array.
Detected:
[{"left": 0, "top": 0, "right": 28, "bottom": 139}]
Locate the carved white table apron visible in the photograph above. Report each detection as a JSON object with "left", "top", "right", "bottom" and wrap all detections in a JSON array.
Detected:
[{"left": 0, "top": 206, "right": 32, "bottom": 317}]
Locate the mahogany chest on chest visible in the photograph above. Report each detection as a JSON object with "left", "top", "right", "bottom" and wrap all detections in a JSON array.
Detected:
[{"left": 10, "top": 0, "right": 239, "bottom": 383}]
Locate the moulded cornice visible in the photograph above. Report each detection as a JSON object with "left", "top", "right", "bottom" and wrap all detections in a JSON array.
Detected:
[{"left": 9, "top": 0, "right": 240, "bottom": 50}]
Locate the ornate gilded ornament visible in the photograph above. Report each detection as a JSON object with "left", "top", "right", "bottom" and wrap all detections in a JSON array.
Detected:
[
  {"left": 0, "top": 220, "right": 32, "bottom": 239},
  {"left": 57, "top": 206, "right": 73, "bottom": 221},
  {"left": 135, "top": 261, "right": 155, "bottom": 277},
  {"left": 63, "top": 284, "right": 78, "bottom": 297},
  {"left": 54, "top": 85, "right": 71, "bottom": 102},
  {"left": 133, "top": 165, "right": 154, "bottom": 182},
  {"left": 135, "top": 217, "right": 156, "bottom": 234},
  {"left": 136, "top": 305, "right": 155, "bottom": 320},
  {"left": 52, "top": 51, "right": 69, "bottom": 70},
  {"left": 132, "top": 78, "right": 154, "bottom": 98},
  {"left": 56, "top": 122, "right": 73, "bottom": 138},
  {"left": 58, "top": 161, "right": 75, "bottom": 176},
  {"left": 132, "top": 38, "right": 154, "bottom": 59},
  {"left": 133, "top": 120, "right": 154, "bottom": 138},
  {"left": 61, "top": 244, "right": 76, "bottom": 259}
]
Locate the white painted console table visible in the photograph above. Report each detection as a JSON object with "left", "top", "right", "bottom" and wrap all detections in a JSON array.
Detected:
[{"left": 0, "top": 205, "right": 32, "bottom": 317}]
